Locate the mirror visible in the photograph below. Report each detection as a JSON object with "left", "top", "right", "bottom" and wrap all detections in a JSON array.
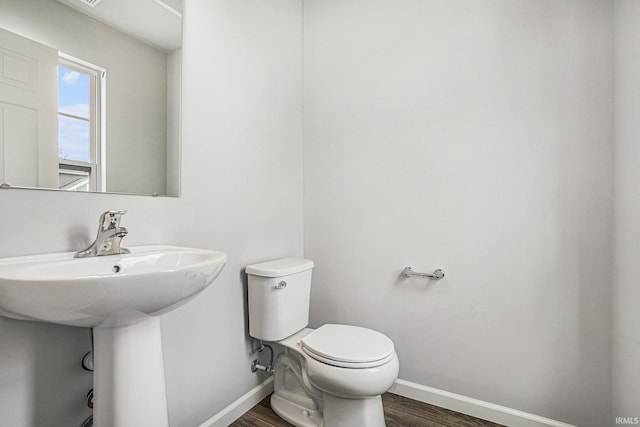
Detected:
[{"left": 0, "top": 0, "right": 181, "bottom": 196}]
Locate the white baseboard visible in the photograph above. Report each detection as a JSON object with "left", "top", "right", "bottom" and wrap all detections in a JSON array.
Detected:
[
  {"left": 199, "top": 376, "right": 576, "bottom": 427},
  {"left": 389, "top": 379, "right": 576, "bottom": 427},
  {"left": 198, "top": 377, "right": 274, "bottom": 427}
]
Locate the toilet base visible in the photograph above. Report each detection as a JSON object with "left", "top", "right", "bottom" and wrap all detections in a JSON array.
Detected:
[
  {"left": 322, "top": 393, "right": 386, "bottom": 427},
  {"left": 272, "top": 392, "right": 386, "bottom": 427},
  {"left": 271, "top": 393, "right": 323, "bottom": 427}
]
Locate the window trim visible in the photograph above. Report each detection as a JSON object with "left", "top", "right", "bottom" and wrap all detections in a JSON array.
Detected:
[{"left": 57, "top": 53, "right": 106, "bottom": 191}]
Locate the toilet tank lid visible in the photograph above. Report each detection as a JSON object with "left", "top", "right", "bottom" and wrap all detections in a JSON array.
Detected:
[{"left": 246, "top": 258, "right": 314, "bottom": 277}]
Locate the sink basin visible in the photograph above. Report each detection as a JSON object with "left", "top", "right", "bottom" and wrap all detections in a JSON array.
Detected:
[
  {"left": 0, "top": 245, "right": 226, "bottom": 327},
  {"left": 0, "top": 244, "right": 226, "bottom": 427}
]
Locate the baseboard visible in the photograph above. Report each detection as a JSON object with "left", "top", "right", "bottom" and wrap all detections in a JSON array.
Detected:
[
  {"left": 198, "top": 377, "right": 274, "bottom": 427},
  {"left": 389, "top": 379, "right": 576, "bottom": 427},
  {"left": 198, "top": 376, "right": 576, "bottom": 427}
]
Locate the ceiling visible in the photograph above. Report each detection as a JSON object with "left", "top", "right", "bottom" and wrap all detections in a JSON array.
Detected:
[{"left": 57, "top": 0, "right": 182, "bottom": 52}]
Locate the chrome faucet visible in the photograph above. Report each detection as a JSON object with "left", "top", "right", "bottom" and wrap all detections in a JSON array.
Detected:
[{"left": 74, "top": 210, "right": 131, "bottom": 258}]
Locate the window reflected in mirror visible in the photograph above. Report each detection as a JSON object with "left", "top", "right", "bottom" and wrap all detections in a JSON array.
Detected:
[{"left": 58, "top": 57, "right": 103, "bottom": 192}]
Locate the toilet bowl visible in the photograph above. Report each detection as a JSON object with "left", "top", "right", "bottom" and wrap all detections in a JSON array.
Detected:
[
  {"left": 246, "top": 258, "right": 399, "bottom": 427},
  {"left": 271, "top": 326, "right": 399, "bottom": 427}
]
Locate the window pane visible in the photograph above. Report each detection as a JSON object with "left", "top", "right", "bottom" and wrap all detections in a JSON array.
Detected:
[
  {"left": 58, "top": 65, "right": 90, "bottom": 119},
  {"left": 58, "top": 116, "right": 90, "bottom": 162}
]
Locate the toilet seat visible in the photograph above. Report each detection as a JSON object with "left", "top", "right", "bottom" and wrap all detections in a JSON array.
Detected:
[{"left": 301, "top": 324, "right": 395, "bottom": 369}]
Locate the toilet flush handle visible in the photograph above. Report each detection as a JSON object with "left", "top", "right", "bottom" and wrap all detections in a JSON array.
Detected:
[{"left": 275, "top": 281, "right": 287, "bottom": 289}]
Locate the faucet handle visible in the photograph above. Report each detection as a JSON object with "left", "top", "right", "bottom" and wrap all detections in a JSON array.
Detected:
[
  {"left": 106, "top": 210, "right": 127, "bottom": 218},
  {"left": 99, "top": 210, "right": 127, "bottom": 230}
]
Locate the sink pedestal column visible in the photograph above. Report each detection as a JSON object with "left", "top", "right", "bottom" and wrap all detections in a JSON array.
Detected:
[{"left": 93, "top": 316, "right": 169, "bottom": 427}]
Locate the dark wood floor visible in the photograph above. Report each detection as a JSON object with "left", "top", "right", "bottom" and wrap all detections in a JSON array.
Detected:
[{"left": 230, "top": 393, "right": 503, "bottom": 427}]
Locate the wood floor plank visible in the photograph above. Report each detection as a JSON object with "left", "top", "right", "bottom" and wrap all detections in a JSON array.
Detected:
[
  {"left": 384, "top": 406, "right": 449, "bottom": 427},
  {"left": 229, "top": 396, "right": 292, "bottom": 427},
  {"left": 250, "top": 396, "right": 293, "bottom": 426},
  {"left": 230, "top": 393, "right": 503, "bottom": 427},
  {"left": 382, "top": 393, "right": 502, "bottom": 427}
]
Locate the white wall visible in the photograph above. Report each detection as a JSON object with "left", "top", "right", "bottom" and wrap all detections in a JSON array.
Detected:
[
  {"left": 162, "top": 0, "right": 303, "bottom": 424},
  {"left": 167, "top": 49, "right": 182, "bottom": 197},
  {"left": 0, "top": 0, "right": 169, "bottom": 195},
  {"left": 303, "top": 1, "right": 613, "bottom": 426},
  {"left": 613, "top": 0, "right": 640, "bottom": 420},
  {"left": 0, "top": 0, "right": 303, "bottom": 426}
]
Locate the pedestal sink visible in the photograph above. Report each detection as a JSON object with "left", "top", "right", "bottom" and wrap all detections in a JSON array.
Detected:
[{"left": 0, "top": 245, "right": 227, "bottom": 427}]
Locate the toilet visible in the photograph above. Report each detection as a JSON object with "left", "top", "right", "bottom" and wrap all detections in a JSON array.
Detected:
[{"left": 246, "top": 258, "right": 399, "bottom": 427}]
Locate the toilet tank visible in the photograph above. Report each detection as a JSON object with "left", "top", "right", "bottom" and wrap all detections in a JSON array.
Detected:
[{"left": 246, "top": 258, "right": 314, "bottom": 342}]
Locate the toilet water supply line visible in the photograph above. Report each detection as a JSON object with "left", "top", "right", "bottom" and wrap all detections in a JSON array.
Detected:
[{"left": 251, "top": 341, "right": 275, "bottom": 374}]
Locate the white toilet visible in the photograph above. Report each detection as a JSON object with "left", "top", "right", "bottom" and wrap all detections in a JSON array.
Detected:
[{"left": 246, "top": 258, "right": 399, "bottom": 427}]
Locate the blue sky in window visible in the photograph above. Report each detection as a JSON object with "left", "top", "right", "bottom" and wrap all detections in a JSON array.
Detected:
[{"left": 58, "top": 66, "right": 90, "bottom": 161}]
